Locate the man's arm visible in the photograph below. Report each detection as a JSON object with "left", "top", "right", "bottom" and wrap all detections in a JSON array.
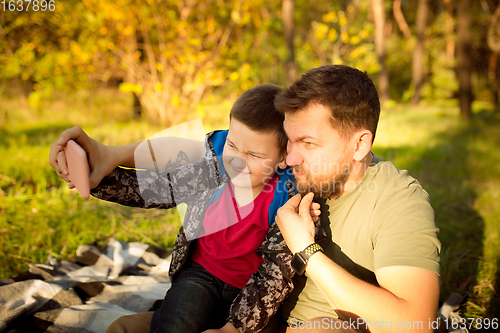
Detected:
[
  {"left": 276, "top": 193, "right": 439, "bottom": 333},
  {"left": 305, "top": 255, "right": 439, "bottom": 332}
]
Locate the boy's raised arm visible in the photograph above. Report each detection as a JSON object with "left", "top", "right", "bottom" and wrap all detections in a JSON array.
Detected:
[{"left": 49, "top": 126, "right": 205, "bottom": 189}]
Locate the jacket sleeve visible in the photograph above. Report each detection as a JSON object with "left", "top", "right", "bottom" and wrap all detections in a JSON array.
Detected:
[
  {"left": 227, "top": 223, "right": 295, "bottom": 333},
  {"left": 90, "top": 158, "right": 218, "bottom": 209},
  {"left": 227, "top": 209, "right": 328, "bottom": 332}
]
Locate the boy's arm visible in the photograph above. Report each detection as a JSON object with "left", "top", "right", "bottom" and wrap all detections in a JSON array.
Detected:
[
  {"left": 226, "top": 223, "right": 295, "bottom": 333},
  {"left": 50, "top": 126, "right": 204, "bottom": 189},
  {"left": 91, "top": 158, "right": 219, "bottom": 208}
]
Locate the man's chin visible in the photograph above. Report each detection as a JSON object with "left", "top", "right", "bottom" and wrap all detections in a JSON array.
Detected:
[{"left": 294, "top": 178, "right": 342, "bottom": 199}]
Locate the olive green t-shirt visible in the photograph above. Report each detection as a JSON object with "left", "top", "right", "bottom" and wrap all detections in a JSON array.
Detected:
[{"left": 280, "top": 154, "right": 441, "bottom": 323}]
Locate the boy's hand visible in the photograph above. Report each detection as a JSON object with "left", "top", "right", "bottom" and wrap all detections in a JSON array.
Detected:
[
  {"left": 310, "top": 200, "right": 321, "bottom": 222},
  {"left": 49, "top": 126, "right": 118, "bottom": 189},
  {"left": 202, "top": 322, "right": 238, "bottom": 333},
  {"left": 276, "top": 193, "right": 316, "bottom": 254}
]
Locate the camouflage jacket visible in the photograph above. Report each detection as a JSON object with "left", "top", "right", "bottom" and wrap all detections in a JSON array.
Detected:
[{"left": 90, "top": 131, "right": 325, "bottom": 332}]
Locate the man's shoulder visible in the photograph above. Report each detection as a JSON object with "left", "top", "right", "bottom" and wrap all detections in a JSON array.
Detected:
[
  {"left": 369, "top": 155, "right": 424, "bottom": 192},
  {"left": 365, "top": 156, "right": 431, "bottom": 212}
]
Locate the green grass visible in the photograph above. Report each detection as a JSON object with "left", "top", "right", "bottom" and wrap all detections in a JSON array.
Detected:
[{"left": 1, "top": 90, "right": 499, "bottom": 325}]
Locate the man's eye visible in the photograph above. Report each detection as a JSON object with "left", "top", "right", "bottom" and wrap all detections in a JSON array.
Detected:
[
  {"left": 306, "top": 142, "right": 316, "bottom": 147},
  {"left": 250, "top": 154, "right": 261, "bottom": 158}
]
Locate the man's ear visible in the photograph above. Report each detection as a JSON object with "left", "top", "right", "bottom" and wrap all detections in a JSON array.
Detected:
[{"left": 353, "top": 130, "right": 373, "bottom": 162}]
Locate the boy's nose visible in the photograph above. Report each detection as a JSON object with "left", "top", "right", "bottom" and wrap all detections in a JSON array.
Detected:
[{"left": 231, "top": 156, "right": 247, "bottom": 170}]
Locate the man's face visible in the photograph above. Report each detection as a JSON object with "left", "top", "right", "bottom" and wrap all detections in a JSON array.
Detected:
[{"left": 283, "top": 103, "right": 354, "bottom": 199}]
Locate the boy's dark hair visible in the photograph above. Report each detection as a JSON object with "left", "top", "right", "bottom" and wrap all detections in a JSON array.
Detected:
[
  {"left": 274, "top": 65, "right": 380, "bottom": 142},
  {"left": 230, "top": 83, "right": 287, "bottom": 153}
]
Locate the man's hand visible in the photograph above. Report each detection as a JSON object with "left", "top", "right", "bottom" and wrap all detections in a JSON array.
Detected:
[
  {"left": 202, "top": 322, "right": 238, "bottom": 333},
  {"left": 276, "top": 192, "right": 317, "bottom": 254},
  {"left": 49, "top": 126, "right": 122, "bottom": 189}
]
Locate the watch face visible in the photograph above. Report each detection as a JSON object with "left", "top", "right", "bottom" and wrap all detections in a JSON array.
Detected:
[{"left": 291, "top": 254, "right": 307, "bottom": 275}]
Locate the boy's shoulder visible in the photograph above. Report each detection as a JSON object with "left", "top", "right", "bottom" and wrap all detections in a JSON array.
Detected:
[{"left": 206, "top": 130, "right": 228, "bottom": 156}]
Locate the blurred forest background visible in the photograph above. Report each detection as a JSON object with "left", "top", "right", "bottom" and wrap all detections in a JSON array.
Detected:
[{"left": 1, "top": 0, "right": 500, "bottom": 327}]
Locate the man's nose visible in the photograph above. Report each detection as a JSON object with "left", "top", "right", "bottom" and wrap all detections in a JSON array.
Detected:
[{"left": 286, "top": 144, "right": 303, "bottom": 167}]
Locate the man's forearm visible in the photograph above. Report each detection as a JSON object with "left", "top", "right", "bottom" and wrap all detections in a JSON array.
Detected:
[{"left": 305, "top": 253, "right": 439, "bottom": 333}]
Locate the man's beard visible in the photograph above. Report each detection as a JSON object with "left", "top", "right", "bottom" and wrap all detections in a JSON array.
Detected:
[{"left": 293, "top": 161, "right": 352, "bottom": 199}]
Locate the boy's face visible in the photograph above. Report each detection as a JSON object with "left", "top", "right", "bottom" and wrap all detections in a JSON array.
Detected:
[{"left": 223, "top": 118, "right": 285, "bottom": 192}]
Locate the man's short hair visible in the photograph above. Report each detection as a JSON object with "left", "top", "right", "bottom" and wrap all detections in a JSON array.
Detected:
[
  {"left": 230, "top": 83, "right": 287, "bottom": 153},
  {"left": 274, "top": 65, "right": 381, "bottom": 142}
]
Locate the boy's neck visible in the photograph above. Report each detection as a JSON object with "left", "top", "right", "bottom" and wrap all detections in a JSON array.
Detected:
[{"left": 232, "top": 182, "right": 267, "bottom": 207}]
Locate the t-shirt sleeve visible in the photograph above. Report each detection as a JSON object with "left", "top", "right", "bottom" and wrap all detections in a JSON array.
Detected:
[{"left": 372, "top": 177, "right": 441, "bottom": 275}]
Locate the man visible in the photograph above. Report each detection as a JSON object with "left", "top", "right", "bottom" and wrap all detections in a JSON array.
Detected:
[{"left": 272, "top": 65, "right": 441, "bottom": 332}]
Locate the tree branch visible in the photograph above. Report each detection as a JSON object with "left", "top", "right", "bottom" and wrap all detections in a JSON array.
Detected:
[{"left": 393, "top": 0, "right": 412, "bottom": 39}]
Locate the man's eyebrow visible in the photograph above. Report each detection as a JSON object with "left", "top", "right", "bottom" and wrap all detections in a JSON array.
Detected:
[
  {"left": 226, "top": 138, "right": 267, "bottom": 156},
  {"left": 296, "top": 135, "right": 319, "bottom": 142}
]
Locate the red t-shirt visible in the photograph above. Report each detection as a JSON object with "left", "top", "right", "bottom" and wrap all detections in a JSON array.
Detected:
[{"left": 191, "top": 174, "right": 279, "bottom": 289}]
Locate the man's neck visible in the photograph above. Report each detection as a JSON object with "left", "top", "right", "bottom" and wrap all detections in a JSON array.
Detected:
[{"left": 330, "top": 152, "right": 374, "bottom": 200}]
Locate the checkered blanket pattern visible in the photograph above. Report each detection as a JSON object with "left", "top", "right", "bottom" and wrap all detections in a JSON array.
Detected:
[{"left": 0, "top": 238, "right": 171, "bottom": 333}]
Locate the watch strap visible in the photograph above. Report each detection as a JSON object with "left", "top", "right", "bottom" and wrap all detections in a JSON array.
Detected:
[{"left": 300, "top": 243, "right": 324, "bottom": 261}]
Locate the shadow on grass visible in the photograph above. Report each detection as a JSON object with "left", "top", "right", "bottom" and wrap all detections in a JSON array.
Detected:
[
  {"left": 489, "top": 254, "right": 500, "bottom": 320},
  {"left": 374, "top": 109, "right": 499, "bottom": 321}
]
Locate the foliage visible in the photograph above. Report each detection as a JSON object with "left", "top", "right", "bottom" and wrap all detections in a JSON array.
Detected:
[{"left": 2, "top": 0, "right": 498, "bottom": 125}]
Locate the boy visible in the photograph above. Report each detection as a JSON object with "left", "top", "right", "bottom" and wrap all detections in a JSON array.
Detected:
[{"left": 50, "top": 84, "right": 324, "bottom": 333}]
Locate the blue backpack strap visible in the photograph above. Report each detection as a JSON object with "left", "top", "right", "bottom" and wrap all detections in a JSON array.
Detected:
[
  {"left": 208, "top": 185, "right": 226, "bottom": 206},
  {"left": 207, "top": 130, "right": 228, "bottom": 205},
  {"left": 268, "top": 167, "right": 294, "bottom": 227},
  {"left": 208, "top": 130, "right": 228, "bottom": 176}
]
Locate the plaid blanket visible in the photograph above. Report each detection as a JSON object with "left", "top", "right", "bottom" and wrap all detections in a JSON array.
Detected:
[{"left": 0, "top": 238, "right": 172, "bottom": 333}]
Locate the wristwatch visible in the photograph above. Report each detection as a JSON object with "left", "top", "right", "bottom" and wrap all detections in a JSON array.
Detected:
[{"left": 291, "top": 243, "right": 324, "bottom": 275}]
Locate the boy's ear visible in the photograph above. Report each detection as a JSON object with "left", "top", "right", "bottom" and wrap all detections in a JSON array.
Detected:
[
  {"left": 278, "top": 154, "right": 288, "bottom": 169},
  {"left": 353, "top": 130, "right": 373, "bottom": 162}
]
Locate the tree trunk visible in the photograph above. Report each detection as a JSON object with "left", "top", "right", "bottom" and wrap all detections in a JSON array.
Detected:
[
  {"left": 494, "top": 54, "right": 500, "bottom": 107},
  {"left": 487, "top": 0, "right": 500, "bottom": 109},
  {"left": 443, "top": 0, "right": 455, "bottom": 59},
  {"left": 126, "top": 28, "right": 142, "bottom": 119},
  {"left": 133, "top": 93, "right": 142, "bottom": 119},
  {"left": 283, "top": 0, "right": 296, "bottom": 87},
  {"left": 372, "top": 0, "right": 390, "bottom": 103},
  {"left": 411, "top": 0, "right": 428, "bottom": 105},
  {"left": 457, "top": 0, "right": 473, "bottom": 120}
]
